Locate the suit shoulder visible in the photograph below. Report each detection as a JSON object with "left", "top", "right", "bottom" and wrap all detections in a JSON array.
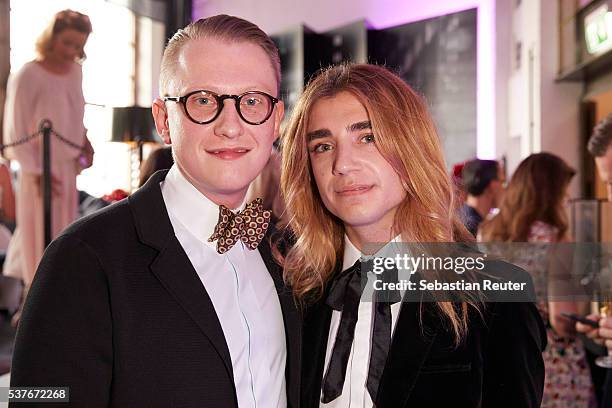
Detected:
[{"left": 60, "top": 198, "right": 134, "bottom": 243}]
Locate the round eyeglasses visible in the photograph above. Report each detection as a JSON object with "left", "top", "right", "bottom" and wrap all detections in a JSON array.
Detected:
[{"left": 163, "top": 90, "right": 279, "bottom": 125}]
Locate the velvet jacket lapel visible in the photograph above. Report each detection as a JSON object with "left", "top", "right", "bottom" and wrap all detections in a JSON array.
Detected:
[{"left": 376, "top": 300, "right": 438, "bottom": 407}]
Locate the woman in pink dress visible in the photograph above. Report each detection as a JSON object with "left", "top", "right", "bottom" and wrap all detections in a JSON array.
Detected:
[
  {"left": 481, "top": 152, "right": 596, "bottom": 407},
  {"left": 3, "top": 10, "right": 94, "bottom": 318}
]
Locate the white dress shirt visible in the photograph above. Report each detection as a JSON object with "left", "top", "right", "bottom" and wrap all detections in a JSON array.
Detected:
[
  {"left": 161, "top": 165, "right": 287, "bottom": 408},
  {"left": 321, "top": 236, "right": 405, "bottom": 408}
]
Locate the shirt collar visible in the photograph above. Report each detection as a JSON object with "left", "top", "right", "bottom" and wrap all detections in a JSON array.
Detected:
[
  {"left": 342, "top": 234, "right": 404, "bottom": 271},
  {"left": 342, "top": 235, "right": 362, "bottom": 271},
  {"left": 161, "top": 165, "right": 245, "bottom": 250}
]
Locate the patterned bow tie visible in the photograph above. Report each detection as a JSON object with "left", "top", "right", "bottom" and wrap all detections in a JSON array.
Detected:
[{"left": 208, "top": 198, "right": 271, "bottom": 254}]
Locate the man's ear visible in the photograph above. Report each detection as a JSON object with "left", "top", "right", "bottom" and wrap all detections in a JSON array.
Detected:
[
  {"left": 273, "top": 100, "right": 285, "bottom": 139},
  {"left": 152, "top": 98, "right": 171, "bottom": 144}
]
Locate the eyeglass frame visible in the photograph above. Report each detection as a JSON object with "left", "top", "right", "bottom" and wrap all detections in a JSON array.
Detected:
[{"left": 163, "top": 90, "right": 279, "bottom": 126}]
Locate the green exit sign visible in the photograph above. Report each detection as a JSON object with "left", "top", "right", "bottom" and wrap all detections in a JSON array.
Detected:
[{"left": 585, "top": 4, "right": 612, "bottom": 54}]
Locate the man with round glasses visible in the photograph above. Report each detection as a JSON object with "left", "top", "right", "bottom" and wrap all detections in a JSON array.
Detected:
[{"left": 11, "top": 15, "right": 299, "bottom": 408}]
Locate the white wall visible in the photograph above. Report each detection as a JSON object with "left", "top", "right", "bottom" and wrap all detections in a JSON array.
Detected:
[
  {"left": 507, "top": 0, "right": 540, "bottom": 173},
  {"left": 495, "top": 0, "right": 512, "bottom": 166},
  {"left": 539, "top": 0, "right": 583, "bottom": 197},
  {"left": 501, "top": 0, "right": 582, "bottom": 198}
]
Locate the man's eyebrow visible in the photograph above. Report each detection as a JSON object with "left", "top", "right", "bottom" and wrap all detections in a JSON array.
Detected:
[
  {"left": 348, "top": 121, "right": 372, "bottom": 132},
  {"left": 306, "top": 121, "right": 371, "bottom": 141},
  {"left": 307, "top": 129, "right": 331, "bottom": 141}
]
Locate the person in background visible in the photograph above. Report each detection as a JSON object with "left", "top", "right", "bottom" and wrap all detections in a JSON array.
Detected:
[
  {"left": 2, "top": 9, "right": 94, "bottom": 321},
  {"left": 588, "top": 113, "right": 612, "bottom": 202},
  {"left": 450, "top": 161, "right": 467, "bottom": 206},
  {"left": 480, "top": 152, "right": 595, "bottom": 407},
  {"left": 246, "top": 146, "right": 286, "bottom": 226},
  {"left": 77, "top": 145, "right": 173, "bottom": 219},
  {"left": 10, "top": 15, "right": 300, "bottom": 407},
  {"left": 459, "top": 158, "right": 504, "bottom": 237},
  {"left": 0, "top": 160, "right": 15, "bottom": 232},
  {"left": 0, "top": 159, "right": 16, "bottom": 256},
  {"left": 576, "top": 113, "right": 612, "bottom": 407},
  {"left": 280, "top": 63, "right": 545, "bottom": 407},
  {"left": 0, "top": 160, "right": 17, "bottom": 317},
  {"left": 138, "top": 145, "right": 173, "bottom": 188}
]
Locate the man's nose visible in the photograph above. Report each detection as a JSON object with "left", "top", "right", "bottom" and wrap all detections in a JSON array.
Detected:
[
  {"left": 332, "top": 143, "right": 360, "bottom": 175},
  {"left": 213, "top": 99, "right": 244, "bottom": 139}
]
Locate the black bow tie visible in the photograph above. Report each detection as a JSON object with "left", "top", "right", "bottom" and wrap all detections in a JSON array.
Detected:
[{"left": 322, "top": 259, "right": 401, "bottom": 404}]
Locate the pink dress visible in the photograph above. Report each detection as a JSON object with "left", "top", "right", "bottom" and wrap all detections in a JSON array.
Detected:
[
  {"left": 2, "top": 61, "right": 85, "bottom": 286},
  {"left": 525, "top": 221, "right": 596, "bottom": 408}
]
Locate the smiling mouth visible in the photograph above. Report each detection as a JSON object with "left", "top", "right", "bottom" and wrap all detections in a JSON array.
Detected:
[
  {"left": 207, "top": 148, "right": 250, "bottom": 160},
  {"left": 337, "top": 185, "right": 373, "bottom": 196}
]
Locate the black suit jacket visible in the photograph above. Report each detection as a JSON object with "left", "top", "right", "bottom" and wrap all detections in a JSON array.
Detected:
[
  {"left": 10, "top": 170, "right": 301, "bottom": 408},
  {"left": 301, "top": 261, "right": 546, "bottom": 408}
]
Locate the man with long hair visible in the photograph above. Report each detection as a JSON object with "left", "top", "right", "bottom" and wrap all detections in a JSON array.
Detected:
[
  {"left": 280, "top": 63, "right": 546, "bottom": 407},
  {"left": 11, "top": 15, "right": 299, "bottom": 407}
]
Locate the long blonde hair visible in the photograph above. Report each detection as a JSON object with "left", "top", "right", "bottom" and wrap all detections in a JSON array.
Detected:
[
  {"left": 280, "top": 63, "right": 475, "bottom": 343},
  {"left": 480, "top": 152, "right": 575, "bottom": 242}
]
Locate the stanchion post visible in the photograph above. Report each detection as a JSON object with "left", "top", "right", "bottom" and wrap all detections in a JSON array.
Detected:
[{"left": 40, "top": 119, "right": 52, "bottom": 248}]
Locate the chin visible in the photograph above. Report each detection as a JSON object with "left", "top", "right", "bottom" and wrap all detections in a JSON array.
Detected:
[
  {"left": 211, "top": 179, "right": 252, "bottom": 195},
  {"left": 219, "top": 158, "right": 266, "bottom": 174},
  {"left": 335, "top": 209, "right": 379, "bottom": 228}
]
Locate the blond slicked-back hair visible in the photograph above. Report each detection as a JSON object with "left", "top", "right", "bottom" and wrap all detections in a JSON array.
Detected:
[
  {"left": 280, "top": 63, "right": 476, "bottom": 344},
  {"left": 159, "top": 14, "right": 281, "bottom": 95}
]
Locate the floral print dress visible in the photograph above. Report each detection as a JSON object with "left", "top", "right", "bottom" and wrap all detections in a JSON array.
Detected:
[{"left": 522, "top": 221, "right": 596, "bottom": 408}]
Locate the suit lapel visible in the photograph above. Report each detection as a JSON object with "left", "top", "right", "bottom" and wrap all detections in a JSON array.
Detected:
[
  {"left": 129, "top": 170, "right": 234, "bottom": 383},
  {"left": 150, "top": 238, "right": 235, "bottom": 382},
  {"left": 376, "top": 298, "right": 438, "bottom": 407},
  {"left": 258, "top": 233, "right": 302, "bottom": 408}
]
